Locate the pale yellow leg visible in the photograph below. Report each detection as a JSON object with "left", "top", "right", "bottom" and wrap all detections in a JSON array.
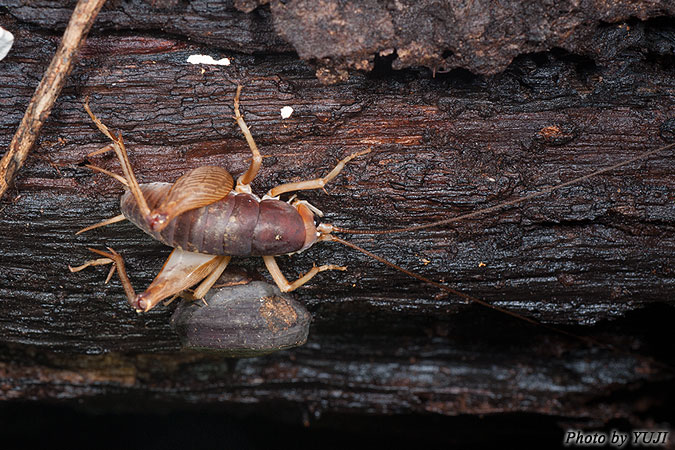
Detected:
[
  {"left": 266, "top": 149, "right": 371, "bottom": 198},
  {"left": 82, "top": 247, "right": 138, "bottom": 307},
  {"left": 76, "top": 213, "right": 127, "bottom": 235},
  {"left": 87, "top": 143, "right": 114, "bottom": 157},
  {"left": 84, "top": 164, "right": 128, "bottom": 187},
  {"left": 233, "top": 85, "right": 262, "bottom": 188},
  {"left": 262, "top": 255, "right": 346, "bottom": 292},
  {"left": 69, "top": 257, "right": 116, "bottom": 273},
  {"left": 191, "top": 256, "right": 231, "bottom": 299}
]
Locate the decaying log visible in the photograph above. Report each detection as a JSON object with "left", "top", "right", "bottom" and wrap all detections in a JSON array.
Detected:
[
  {"left": 0, "top": 1, "right": 674, "bottom": 445},
  {"left": 7, "top": 0, "right": 675, "bottom": 83},
  {"left": 260, "top": 0, "right": 675, "bottom": 83}
]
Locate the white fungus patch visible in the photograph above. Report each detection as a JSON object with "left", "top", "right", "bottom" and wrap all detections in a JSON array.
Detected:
[
  {"left": 187, "top": 54, "right": 231, "bottom": 66},
  {"left": 0, "top": 27, "right": 15, "bottom": 61},
  {"left": 280, "top": 106, "right": 294, "bottom": 119}
]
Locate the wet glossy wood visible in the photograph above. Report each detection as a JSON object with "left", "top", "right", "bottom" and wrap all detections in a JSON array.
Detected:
[{"left": 0, "top": 1, "right": 674, "bottom": 435}]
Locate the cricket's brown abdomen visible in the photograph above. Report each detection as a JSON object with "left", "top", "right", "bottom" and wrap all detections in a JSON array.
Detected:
[{"left": 121, "top": 183, "right": 308, "bottom": 256}]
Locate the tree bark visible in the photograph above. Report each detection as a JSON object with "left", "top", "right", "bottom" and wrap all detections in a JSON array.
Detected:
[{"left": 0, "top": 0, "right": 674, "bottom": 443}]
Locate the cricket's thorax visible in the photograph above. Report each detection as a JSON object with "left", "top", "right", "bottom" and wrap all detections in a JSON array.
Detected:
[{"left": 121, "top": 182, "right": 318, "bottom": 256}]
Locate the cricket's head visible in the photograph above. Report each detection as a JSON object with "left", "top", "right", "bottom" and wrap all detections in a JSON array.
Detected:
[{"left": 291, "top": 198, "right": 324, "bottom": 253}]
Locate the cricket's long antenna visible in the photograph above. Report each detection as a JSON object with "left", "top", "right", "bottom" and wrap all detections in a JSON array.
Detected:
[
  {"left": 327, "top": 235, "right": 597, "bottom": 343},
  {"left": 333, "top": 142, "right": 675, "bottom": 235},
  {"left": 326, "top": 234, "right": 673, "bottom": 371}
]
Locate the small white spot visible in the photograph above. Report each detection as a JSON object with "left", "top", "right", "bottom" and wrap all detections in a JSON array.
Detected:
[
  {"left": 0, "top": 27, "right": 15, "bottom": 61},
  {"left": 486, "top": 177, "right": 496, "bottom": 182},
  {"left": 187, "top": 54, "right": 231, "bottom": 66},
  {"left": 280, "top": 106, "right": 294, "bottom": 119}
]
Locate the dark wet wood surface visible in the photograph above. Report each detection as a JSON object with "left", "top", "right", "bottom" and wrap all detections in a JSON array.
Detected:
[{"left": 0, "top": 1, "right": 674, "bottom": 437}]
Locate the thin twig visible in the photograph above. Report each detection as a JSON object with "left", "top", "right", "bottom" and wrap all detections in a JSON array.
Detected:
[{"left": 0, "top": 0, "right": 107, "bottom": 199}]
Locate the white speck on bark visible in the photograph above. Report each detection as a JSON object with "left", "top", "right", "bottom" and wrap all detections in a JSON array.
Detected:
[
  {"left": 187, "top": 54, "right": 231, "bottom": 66},
  {"left": 280, "top": 106, "right": 294, "bottom": 119},
  {"left": 0, "top": 27, "right": 15, "bottom": 61}
]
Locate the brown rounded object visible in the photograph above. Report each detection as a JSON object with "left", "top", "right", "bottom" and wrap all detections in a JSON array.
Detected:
[{"left": 170, "top": 280, "right": 311, "bottom": 356}]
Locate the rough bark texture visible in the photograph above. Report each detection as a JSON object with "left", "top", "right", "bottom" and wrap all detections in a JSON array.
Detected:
[
  {"left": 265, "top": 0, "right": 675, "bottom": 83},
  {"left": 1, "top": 1, "right": 674, "bottom": 447}
]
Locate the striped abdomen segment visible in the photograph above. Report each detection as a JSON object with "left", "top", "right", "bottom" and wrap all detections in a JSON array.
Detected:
[{"left": 121, "top": 183, "right": 307, "bottom": 256}]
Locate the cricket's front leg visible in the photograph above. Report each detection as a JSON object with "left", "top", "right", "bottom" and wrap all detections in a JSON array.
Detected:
[
  {"left": 266, "top": 149, "right": 371, "bottom": 198},
  {"left": 262, "top": 255, "right": 346, "bottom": 292}
]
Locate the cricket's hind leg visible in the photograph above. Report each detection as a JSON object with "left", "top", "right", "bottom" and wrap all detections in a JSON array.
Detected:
[
  {"left": 69, "top": 247, "right": 139, "bottom": 308},
  {"left": 75, "top": 145, "right": 132, "bottom": 235},
  {"left": 84, "top": 99, "right": 152, "bottom": 220},
  {"left": 134, "top": 249, "right": 230, "bottom": 312},
  {"left": 71, "top": 247, "right": 230, "bottom": 312}
]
